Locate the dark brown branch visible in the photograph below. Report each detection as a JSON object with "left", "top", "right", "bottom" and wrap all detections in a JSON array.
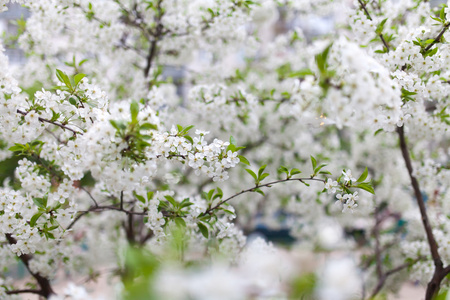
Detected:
[
  {"left": 73, "top": 3, "right": 110, "bottom": 27},
  {"left": 65, "top": 204, "right": 149, "bottom": 233},
  {"left": 114, "top": 0, "right": 151, "bottom": 40},
  {"left": 373, "top": 209, "right": 383, "bottom": 279},
  {"left": 397, "top": 127, "right": 441, "bottom": 263},
  {"left": 397, "top": 126, "right": 443, "bottom": 300},
  {"left": 125, "top": 210, "right": 135, "bottom": 244},
  {"left": 200, "top": 177, "right": 325, "bottom": 216},
  {"left": 370, "top": 256, "right": 425, "bottom": 299},
  {"left": 357, "top": 0, "right": 390, "bottom": 51},
  {"left": 140, "top": 230, "right": 154, "bottom": 245},
  {"left": 78, "top": 205, "right": 148, "bottom": 216},
  {"left": 45, "top": 128, "right": 66, "bottom": 144},
  {"left": 143, "top": 0, "right": 165, "bottom": 78},
  {"left": 6, "top": 289, "right": 42, "bottom": 295},
  {"left": 80, "top": 187, "right": 99, "bottom": 207},
  {"left": 5, "top": 234, "right": 55, "bottom": 298},
  {"left": 424, "top": 22, "right": 450, "bottom": 52},
  {"left": 17, "top": 109, "right": 83, "bottom": 136},
  {"left": 65, "top": 210, "right": 89, "bottom": 231}
]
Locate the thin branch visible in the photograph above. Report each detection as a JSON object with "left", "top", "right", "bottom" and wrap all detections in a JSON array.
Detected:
[
  {"left": 144, "top": 38, "right": 159, "bottom": 78},
  {"left": 114, "top": 0, "right": 151, "bottom": 40},
  {"left": 357, "top": 0, "right": 390, "bottom": 51},
  {"left": 45, "top": 128, "right": 66, "bottom": 144},
  {"left": 373, "top": 209, "right": 383, "bottom": 279},
  {"left": 125, "top": 210, "right": 135, "bottom": 244},
  {"left": 73, "top": 3, "right": 110, "bottom": 27},
  {"left": 78, "top": 205, "right": 148, "bottom": 216},
  {"left": 424, "top": 22, "right": 450, "bottom": 52},
  {"left": 17, "top": 109, "right": 83, "bottom": 136},
  {"left": 6, "top": 289, "right": 42, "bottom": 295},
  {"left": 80, "top": 187, "right": 99, "bottom": 207},
  {"left": 140, "top": 230, "right": 154, "bottom": 245},
  {"left": 144, "top": 0, "right": 165, "bottom": 78},
  {"left": 397, "top": 127, "right": 441, "bottom": 265},
  {"left": 65, "top": 210, "right": 89, "bottom": 231},
  {"left": 370, "top": 256, "right": 425, "bottom": 299},
  {"left": 200, "top": 177, "right": 325, "bottom": 216},
  {"left": 115, "top": 40, "right": 147, "bottom": 57},
  {"left": 397, "top": 126, "right": 443, "bottom": 300},
  {"left": 5, "top": 234, "right": 55, "bottom": 298}
]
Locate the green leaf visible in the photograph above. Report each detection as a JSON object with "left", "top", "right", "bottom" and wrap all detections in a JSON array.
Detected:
[
  {"left": 374, "top": 129, "right": 384, "bottom": 136},
  {"left": 134, "top": 193, "right": 146, "bottom": 204},
  {"left": 222, "top": 209, "right": 235, "bottom": 216},
  {"left": 78, "top": 58, "right": 89, "bottom": 66},
  {"left": 109, "top": 120, "right": 126, "bottom": 131},
  {"left": 197, "top": 222, "right": 209, "bottom": 238},
  {"left": 130, "top": 101, "right": 139, "bottom": 124},
  {"left": 291, "top": 273, "right": 317, "bottom": 299},
  {"left": 435, "top": 290, "right": 448, "bottom": 300},
  {"left": 180, "top": 125, "right": 194, "bottom": 135},
  {"left": 164, "top": 195, "right": 178, "bottom": 208},
  {"left": 374, "top": 49, "right": 388, "bottom": 54},
  {"left": 230, "top": 136, "right": 237, "bottom": 145},
  {"left": 375, "top": 18, "right": 388, "bottom": 35},
  {"left": 207, "top": 189, "right": 215, "bottom": 201},
  {"left": 50, "top": 109, "right": 60, "bottom": 122},
  {"left": 45, "top": 232, "right": 55, "bottom": 240},
  {"left": 33, "top": 197, "right": 47, "bottom": 209},
  {"left": 8, "top": 144, "right": 24, "bottom": 152},
  {"left": 357, "top": 167, "right": 369, "bottom": 183},
  {"left": 245, "top": 169, "right": 258, "bottom": 182},
  {"left": 310, "top": 156, "right": 317, "bottom": 170},
  {"left": 288, "top": 68, "right": 315, "bottom": 78},
  {"left": 174, "top": 217, "right": 186, "bottom": 228},
  {"left": 258, "top": 173, "right": 269, "bottom": 182},
  {"left": 431, "top": 16, "right": 443, "bottom": 24},
  {"left": 238, "top": 155, "right": 250, "bottom": 166},
  {"left": 179, "top": 199, "right": 193, "bottom": 209},
  {"left": 254, "top": 188, "right": 265, "bottom": 196},
  {"left": 279, "top": 166, "right": 289, "bottom": 173},
  {"left": 257, "top": 164, "right": 267, "bottom": 178},
  {"left": 226, "top": 144, "right": 236, "bottom": 152},
  {"left": 440, "top": 6, "right": 446, "bottom": 21},
  {"left": 213, "top": 187, "right": 223, "bottom": 200},
  {"left": 356, "top": 182, "right": 375, "bottom": 194},
  {"left": 315, "top": 43, "right": 333, "bottom": 73},
  {"left": 47, "top": 225, "right": 59, "bottom": 231},
  {"left": 30, "top": 212, "right": 43, "bottom": 227},
  {"left": 140, "top": 123, "right": 158, "bottom": 130},
  {"left": 319, "top": 171, "right": 332, "bottom": 175},
  {"left": 290, "top": 168, "right": 301, "bottom": 176},
  {"left": 74, "top": 73, "right": 86, "bottom": 87},
  {"left": 314, "top": 163, "right": 327, "bottom": 173},
  {"left": 56, "top": 69, "right": 72, "bottom": 90},
  {"left": 69, "top": 97, "right": 77, "bottom": 106},
  {"left": 424, "top": 47, "right": 438, "bottom": 58}
]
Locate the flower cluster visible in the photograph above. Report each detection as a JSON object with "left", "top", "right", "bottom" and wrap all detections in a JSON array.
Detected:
[{"left": 1, "top": 0, "right": 450, "bottom": 299}]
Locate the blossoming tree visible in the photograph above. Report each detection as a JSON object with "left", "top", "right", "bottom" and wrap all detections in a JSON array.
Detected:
[{"left": 0, "top": 0, "right": 450, "bottom": 299}]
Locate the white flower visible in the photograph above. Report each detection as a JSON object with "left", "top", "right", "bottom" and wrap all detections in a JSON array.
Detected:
[
  {"left": 325, "top": 178, "right": 338, "bottom": 194},
  {"left": 342, "top": 169, "right": 356, "bottom": 183},
  {"left": 342, "top": 199, "right": 358, "bottom": 213}
]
